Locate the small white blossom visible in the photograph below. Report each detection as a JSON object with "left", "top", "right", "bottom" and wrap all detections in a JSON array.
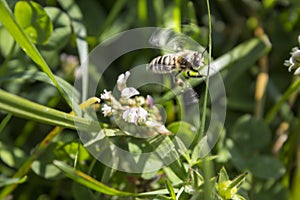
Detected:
[
  {"left": 137, "top": 107, "right": 148, "bottom": 124},
  {"left": 285, "top": 47, "right": 300, "bottom": 75},
  {"left": 122, "top": 106, "right": 148, "bottom": 124},
  {"left": 122, "top": 107, "right": 138, "bottom": 124},
  {"left": 100, "top": 89, "right": 112, "bottom": 100},
  {"left": 117, "top": 71, "right": 130, "bottom": 91},
  {"left": 156, "top": 125, "right": 171, "bottom": 135},
  {"left": 121, "top": 87, "right": 139, "bottom": 99},
  {"left": 145, "top": 121, "right": 171, "bottom": 135},
  {"left": 102, "top": 104, "right": 112, "bottom": 117}
]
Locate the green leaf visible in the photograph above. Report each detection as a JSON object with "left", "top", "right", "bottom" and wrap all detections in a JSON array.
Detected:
[
  {"left": 218, "top": 167, "right": 230, "bottom": 182},
  {"left": 252, "top": 180, "right": 289, "bottom": 200},
  {"left": 148, "top": 135, "right": 188, "bottom": 180},
  {"left": 227, "top": 143, "right": 248, "bottom": 171},
  {"left": 0, "top": 26, "right": 18, "bottom": 57},
  {"left": 163, "top": 166, "right": 183, "bottom": 185},
  {"left": 31, "top": 143, "right": 61, "bottom": 179},
  {"left": 216, "top": 168, "right": 247, "bottom": 200},
  {"left": 229, "top": 172, "right": 248, "bottom": 189},
  {"left": 0, "top": 0, "right": 71, "bottom": 107},
  {"left": 167, "top": 121, "right": 196, "bottom": 148},
  {"left": 231, "top": 115, "right": 271, "bottom": 155},
  {"left": 248, "top": 155, "right": 285, "bottom": 179},
  {"left": 0, "top": 141, "right": 27, "bottom": 168},
  {"left": 62, "top": 142, "right": 90, "bottom": 162},
  {"left": 14, "top": 1, "right": 52, "bottom": 45},
  {"left": 72, "top": 182, "right": 99, "bottom": 200},
  {"left": 42, "top": 7, "right": 71, "bottom": 50},
  {"left": 165, "top": 179, "right": 176, "bottom": 200},
  {"left": 0, "top": 176, "right": 27, "bottom": 187},
  {"left": 57, "top": 0, "right": 89, "bottom": 101},
  {"left": 53, "top": 160, "right": 137, "bottom": 197},
  {"left": 0, "top": 70, "right": 80, "bottom": 104}
]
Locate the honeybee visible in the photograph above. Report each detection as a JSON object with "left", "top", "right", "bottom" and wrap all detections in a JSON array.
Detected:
[
  {"left": 147, "top": 49, "right": 206, "bottom": 87},
  {"left": 148, "top": 28, "right": 207, "bottom": 88}
]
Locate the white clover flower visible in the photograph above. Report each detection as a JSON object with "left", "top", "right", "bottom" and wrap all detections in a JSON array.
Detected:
[
  {"left": 100, "top": 89, "right": 112, "bottom": 100},
  {"left": 121, "top": 87, "right": 139, "bottom": 99},
  {"left": 137, "top": 107, "right": 148, "bottom": 124},
  {"left": 117, "top": 71, "right": 130, "bottom": 91},
  {"left": 122, "top": 107, "right": 138, "bottom": 124},
  {"left": 102, "top": 104, "right": 112, "bottom": 117}
]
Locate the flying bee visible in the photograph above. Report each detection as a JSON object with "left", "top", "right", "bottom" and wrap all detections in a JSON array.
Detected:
[
  {"left": 147, "top": 49, "right": 206, "bottom": 88},
  {"left": 147, "top": 28, "right": 208, "bottom": 104}
]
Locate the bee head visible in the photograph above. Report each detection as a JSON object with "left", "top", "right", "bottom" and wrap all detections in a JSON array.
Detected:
[{"left": 192, "top": 52, "right": 204, "bottom": 69}]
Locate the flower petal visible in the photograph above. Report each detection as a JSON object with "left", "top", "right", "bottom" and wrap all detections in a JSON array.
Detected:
[
  {"left": 122, "top": 107, "right": 138, "bottom": 124},
  {"left": 117, "top": 71, "right": 130, "bottom": 91},
  {"left": 137, "top": 106, "right": 148, "bottom": 123},
  {"left": 121, "top": 87, "right": 139, "bottom": 99},
  {"left": 100, "top": 89, "right": 112, "bottom": 100},
  {"left": 102, "top": 104, "right": 112, "bottom": 117}
]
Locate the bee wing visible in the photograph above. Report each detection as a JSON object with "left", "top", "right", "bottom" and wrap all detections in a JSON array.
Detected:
[
  {"left": 149, "top": 28, "right": 206, "bottom": 53},
  {"left": 183, "top": 87, "right": 199, "bottom": 105}
]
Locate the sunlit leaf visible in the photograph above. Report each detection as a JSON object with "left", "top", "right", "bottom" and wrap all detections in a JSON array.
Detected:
[
  {"left": 31, "top": 143, "right": 61, "bottom": 179},
  {"left": 0, "top": 0, "right": 71, "bottom": 107},
  {"left": 14, "top": 1, "right": 52, "bottom": 45},
  {"left": 0, "top": 141, "right": 27, "bottom": 168}
]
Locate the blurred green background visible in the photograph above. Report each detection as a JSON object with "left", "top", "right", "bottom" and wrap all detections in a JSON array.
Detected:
[{"left": 1, "top": 0, "right": 300, "bottom": 199}]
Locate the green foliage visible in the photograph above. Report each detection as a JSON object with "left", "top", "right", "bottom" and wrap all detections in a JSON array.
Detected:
[
  {"left": 14, "top": 1, "right": 53, "bottom": 45},
  {"left": 0, "top": 0, "right": 299, "bottom": 199},
  {"left": 216, "top": 167, "right": 247, "bottom": 200}
]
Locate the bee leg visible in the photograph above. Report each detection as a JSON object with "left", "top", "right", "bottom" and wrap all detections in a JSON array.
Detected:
[
  {"left": 187, "top": 70, "right": 203, "bottom": 78},
  {"left": 172, "top": 71, "right": 185, "bottom": 90},
  {"left": 175, "top": 77, "right": 185, "bottom": 91}
]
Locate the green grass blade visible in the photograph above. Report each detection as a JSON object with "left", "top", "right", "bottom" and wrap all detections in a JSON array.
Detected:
[
  {"left": 54, "top": 160, "right": 173, "bottom": 197},
  {"left": 265, "top": 78, "right": 300, "bottom": 123},
  {"left": 0, "top": 0, "right": 72, "bottom": 108},
  {"left": 0, "top": 176, "right": 27, "bottom": 187},
  {"left": 53, "top": 160, "right": 137, "bottom": 197},
  {"left": 165, "top": 179, "right": 176, "bottom": 200},
  {"left": 0, "top": 113, "right": 11, "bottom": 134},
  {"left": 0, "top": 89, "right": 98, "bottom": 132}
]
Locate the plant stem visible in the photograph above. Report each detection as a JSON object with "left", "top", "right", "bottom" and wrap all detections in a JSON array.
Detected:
[
  {"left": 201, "top": 0, "right": 214, "bottom": 199},
  {"left": 0, "top": 97, "right": 100, "bottom": 198}
]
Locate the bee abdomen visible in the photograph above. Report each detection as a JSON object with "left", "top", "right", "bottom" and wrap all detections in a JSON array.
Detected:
[{"left": 148, "top": 55, "right": 177, "bottom": 74}]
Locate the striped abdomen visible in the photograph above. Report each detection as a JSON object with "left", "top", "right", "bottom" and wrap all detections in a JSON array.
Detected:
[{"left": 148, "top": 54, "right": 178, "bottom": 74}]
